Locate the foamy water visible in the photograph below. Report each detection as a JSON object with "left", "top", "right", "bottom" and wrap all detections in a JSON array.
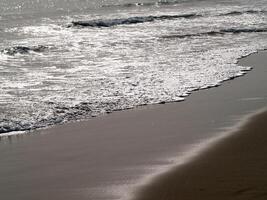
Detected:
[{"left": 0, "top": 0, "right": 267, "bottom": 134}]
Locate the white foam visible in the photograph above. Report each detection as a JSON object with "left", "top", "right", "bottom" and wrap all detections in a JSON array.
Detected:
[
  {"left": 1, "top": 5, "right": 267, "bottom": 136},
  {"left": 21, "top": 24, "right": 72, "bottom": 37}
]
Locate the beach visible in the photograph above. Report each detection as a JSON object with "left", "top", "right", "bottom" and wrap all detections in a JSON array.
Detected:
[
  {"left": 0, "top": 49, "right": 267, "bottom": 200},
  {"left": 134, "top": 109, "right": 267, "bottom": 200},
  {"left": 1, "top": 0, "right": 267, "bottom": 199}
]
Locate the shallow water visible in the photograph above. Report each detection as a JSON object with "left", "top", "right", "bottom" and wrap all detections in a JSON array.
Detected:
[{"left": 0, "top": 0, "right": 267, "bottom": 133}]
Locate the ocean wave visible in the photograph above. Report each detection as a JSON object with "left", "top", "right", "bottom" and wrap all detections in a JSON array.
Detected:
[
  {"left": 101, "top": 2, "right": 155, "bottom": 8},
  {"left": 1, "top": 1, "right": 267, "bottom": 136},
  {"left": 220, "top": 9, "right": 266, "bottom": 16},
  {"left": 68, "top": 8, "right": 267, "bottom": 28},
  {"left": 162, "top": 28, "right": 267, "bottom": 39},
  {"left": 101, "top": 0, "right": 182, "bottom": 9},
  {"left": 222, "top": 28, "right": 267, "bottom": 33},
  {"left": 1, "top": 45, "right": 48, "bottom": 56},
  {"left": 68, "top": 13, "right": 201, "bottom": 28}
]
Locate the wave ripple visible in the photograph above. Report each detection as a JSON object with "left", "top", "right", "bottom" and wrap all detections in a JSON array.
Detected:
[
  {"left": 162, "top": 28, "right": 267, "bottom": 39},
  {"left": 68, "top": 14, "right": 200, "bottom": 28}
]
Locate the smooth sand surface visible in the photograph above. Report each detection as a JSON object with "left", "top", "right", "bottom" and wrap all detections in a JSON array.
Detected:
[
  {"left": 134, "top": 110, "right": 267, "bottom": 200},
  {"left": 0, "top": 51, "right": 266, "bottom": 200}
]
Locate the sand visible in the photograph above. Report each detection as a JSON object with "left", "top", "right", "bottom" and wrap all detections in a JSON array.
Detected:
[
  {"left": 0, "top": 51, "right": 266, "bottom": 200},
  {"left": 134, "top": 109, "right": 267, "bottom": 200}
]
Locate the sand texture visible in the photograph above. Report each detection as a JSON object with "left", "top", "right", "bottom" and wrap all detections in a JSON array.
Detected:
[{"left": 134, "top": 110, "right": 267, "bottom": 200}]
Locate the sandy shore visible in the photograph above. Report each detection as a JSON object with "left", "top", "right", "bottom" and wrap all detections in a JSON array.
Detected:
[
  {"left": 134, "top": 109, "right": 267, "bottom": 200},
  {"left": 0, "top": 51, "right": 266, "bottom": 200}
]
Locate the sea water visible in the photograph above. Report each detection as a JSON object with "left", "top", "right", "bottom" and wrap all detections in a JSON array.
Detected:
[{"left": 0, "top": 0, "right": 266, "bottom": 134}]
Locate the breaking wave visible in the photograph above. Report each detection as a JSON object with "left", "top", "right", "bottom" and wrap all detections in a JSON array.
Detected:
[
  {"left": 68, "top": 9, "right": 266, "bottom": 28},
  {"left": 68, "top": 14, "right": 200, "bottom": 28}
]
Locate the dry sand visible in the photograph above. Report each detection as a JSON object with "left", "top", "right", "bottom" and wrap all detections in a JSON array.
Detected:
[{"left": 0, "top": 51, "right": 266, "bottom": 200}]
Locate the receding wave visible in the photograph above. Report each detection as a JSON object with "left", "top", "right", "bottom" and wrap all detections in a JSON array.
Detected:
[
  {"left": 1, "top": 45, "right": 48, "bottom": 55},
  {"left": 68, "top": 14, "right": 200, "bottom": 28},
  {"left": 162, "top": 28, "right": 267, "bottom": 39},
  {"left": 0, "top": 99, "right": 138, "bottom": 134},
  {"left": 0, "top": 102, "right": 93, "bottom": 134}
]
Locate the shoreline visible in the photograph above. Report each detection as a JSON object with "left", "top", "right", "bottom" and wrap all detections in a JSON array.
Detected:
[
  {"left": 0, "top": 49, "right": 264, "bottom": 138},
  {"left": 131, "top": 51, "right": 267, "bottom": 199},
  {"left": 0, "top": 51, "right": 266, "bottom": 200}
]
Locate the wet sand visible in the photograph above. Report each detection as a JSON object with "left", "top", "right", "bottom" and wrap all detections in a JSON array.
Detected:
[
  {"left": 134, "top": 109, "right": 267, "bottom": 200},
  {"left": 0, "top": 51, "right": 267, "bottom": 200}
]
